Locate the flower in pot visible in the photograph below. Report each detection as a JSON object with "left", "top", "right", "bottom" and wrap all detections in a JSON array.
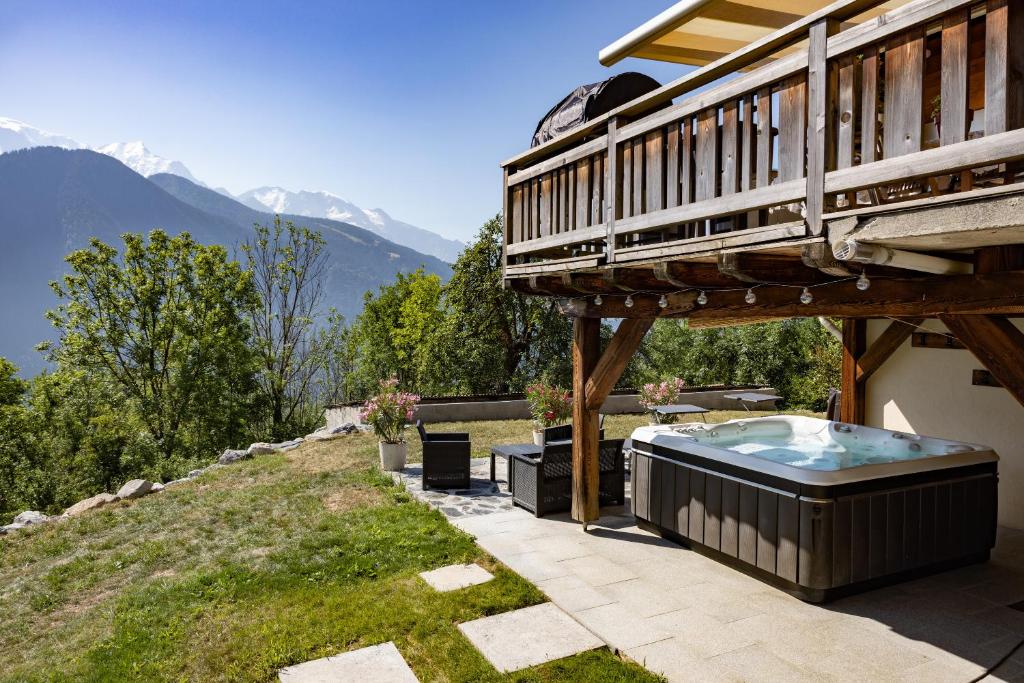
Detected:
[
  {"left": 638, "top": 377, "right": 687, "bottom": 424},
  {"left": 360, "top": 377, "right": 420, "bottom": 471},
  {"left": 525, "top": 382, "right": 572, "bottom": 445}
]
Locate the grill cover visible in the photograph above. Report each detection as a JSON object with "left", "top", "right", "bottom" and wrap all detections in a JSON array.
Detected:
[{"left": 531, "top": 72, "right": 662, "bottom": 148}]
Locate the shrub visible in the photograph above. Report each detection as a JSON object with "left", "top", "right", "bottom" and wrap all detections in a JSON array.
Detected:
[{"left": 525, "top": 382, "right": 572, "bottom": 429}]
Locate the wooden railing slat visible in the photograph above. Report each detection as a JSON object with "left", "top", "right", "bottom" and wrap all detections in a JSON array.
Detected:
[
  {"left": 622, "top": 142, "right": 633, "bottom": 220},
  {"left": 860, "top": 46, "right": 880, "bottom": 165},
  {"left": 540, "top": 174, "right": 552, "bottom": 238},
  {"left": 778, "top": 77, "right": 807, "bottom": 182},
  {"left": 682, "top": 117, "right": 695, "bottom": 205},
  {"left": 632, "top": 138, "right": 644, "bottom": 218},
  {"left": 696, "top": 108, "right": 719, "bottom": 203},
  {"left": 941, "top": 9, "right": 970, "bottom": 146},
  {"left": 883, "top": 28, "right": 925, "bottom": 159},
  {"left": 645, "top": 129, "right": 665, "bottom": 213},
  {"left": 722, "top": 100, "right": 741, "bottom": 197},
  {"left": 666, "top": 124, "right": 681, "bottom": 209},
  {"left": 985, "top": 0, "right": 1024, "bottom": 135}
]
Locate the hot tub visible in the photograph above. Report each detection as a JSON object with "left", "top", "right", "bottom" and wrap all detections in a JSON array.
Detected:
[{"left": 629, "top": 416, "right": 998, "bottom": 602}]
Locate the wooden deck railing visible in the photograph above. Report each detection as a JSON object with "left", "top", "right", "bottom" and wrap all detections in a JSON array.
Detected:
[{"left": 502, "top": 0, "right": 1024, "bottom": 277}]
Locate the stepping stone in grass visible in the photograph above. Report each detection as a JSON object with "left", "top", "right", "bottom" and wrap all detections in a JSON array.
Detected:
[
  {"left": 278, "top": 641, "right": 417, "bottom": 683},
  {"left": 419, "top": 563, "right": 494, "bottom": 592},
  {"left": 458, "top": 602, "right": 604, "bottom": 673}
]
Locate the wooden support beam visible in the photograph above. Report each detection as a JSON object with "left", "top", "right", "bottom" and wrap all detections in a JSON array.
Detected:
[
  {"left": 555, "top": 270, "right": 1024, "bottom": 320},
  {"left": 572, "top": 317, "right": 602, "bottom": 524},
  {"left": 939, "top": 314, "right": 1024, "bottom": 409},
  {"left": 840, "top": 318, "right": 867, "bottom": 424},
  {"left": 585, "top": 318, "right": 654, "bottom": 410},
  {"left": 855, "top": 317, "right": 923, "bottom": 383}
]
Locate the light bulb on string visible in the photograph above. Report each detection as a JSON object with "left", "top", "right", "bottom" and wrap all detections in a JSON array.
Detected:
[
  {"left": 658, "top": 294, "right": 668, "bottom": 309},
  {"left": 594, "top": 294, "right": 603, "bottom": 306},
  {"left": 856, "top": 271, "right": 870, "bottom": 291},
  {"left": 800, "top": 287, "right": 813, "bottom": 304},
  {"left": 744, "top": 288, "right": 757, "bottom": 304},
  {"left": 697, "top": 290, "right": 708, "bottom": 305},
  {"left": 624, "top": 295, "right": 634, "bottom": 308}
]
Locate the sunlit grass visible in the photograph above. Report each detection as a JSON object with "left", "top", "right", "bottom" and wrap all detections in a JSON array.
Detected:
[{"left": 0, "top": 427, "right": 660, "bottom": 682}]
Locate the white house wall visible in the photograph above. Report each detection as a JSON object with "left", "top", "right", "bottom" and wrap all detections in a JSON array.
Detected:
[{"left": 865, "top": 318, "right": 1024, "bottom": 529}]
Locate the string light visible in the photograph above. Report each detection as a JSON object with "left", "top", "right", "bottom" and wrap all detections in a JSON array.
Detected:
[
  {"left": 800, "top": 287, "right": 813, "bottom": 304},
  {"left": 658, "top": 294, "right": 669, "bottom": 308},
  {"left": 856, "top": 271, "right": 871, "bottom": 291},
  {"left": 624, "top": 295, "right": 634, "bottom": 308},
  {"left": 594, "top": 294, "right": 603, "bottom": 306},
  {"left": 744, "top": 288, "right": 757, "bottom": 304},
  {"left": 697, "top": 290, "right": 708, "bottom": 305}
]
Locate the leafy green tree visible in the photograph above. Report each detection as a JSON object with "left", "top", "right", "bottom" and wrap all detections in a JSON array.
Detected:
[
  {"left": 425, "top": 214, "right": 571, "bottom": 394},
  {"left": 47, "top": 230, "right": 259, "bottom": 462},
  {"left": 0, "top": 358, "right": 26, "bottom": 407},
  {"left": 243, "top": 218, "right": 344, "bottom": 438},
  {"left": 639, "top": 317, "right": 839, "bottom": 409},
  {"left": 348, "top": 268, "right": 444, "bottom": 395}
]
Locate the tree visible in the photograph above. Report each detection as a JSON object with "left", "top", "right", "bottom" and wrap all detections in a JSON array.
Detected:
[
  {"left": 348, "top": 268, "right": 444, "bottom": 395},
  {"left": 0, "top": 358, "right": 26, "bottom": 407},
  {"left": 243, "top": 218, "right": 349, "bottom": 438},
  {"left": 47, "top": 230, "right": 259, "bottom": 461},
  {"left": 426, "top": 214, "right": 571, "bottom": 394}
]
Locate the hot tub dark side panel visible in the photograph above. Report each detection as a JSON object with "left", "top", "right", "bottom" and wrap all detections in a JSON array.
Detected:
[{"left": 631, "top": 446, "right": 998, "bottom": 600}]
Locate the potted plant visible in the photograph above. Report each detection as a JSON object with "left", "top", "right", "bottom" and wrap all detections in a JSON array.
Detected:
[
  {"left": 638, "top": 377, "right": 687, "bottom": 424},
  {"left": 525, "top": 382, "right": 572, "bottom": 445},
  {"left": 360, "top": 377, "right": 420, "bottom": 471}
]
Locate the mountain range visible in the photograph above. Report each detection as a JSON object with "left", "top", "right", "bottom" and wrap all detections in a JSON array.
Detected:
[
  {"left": 0, "top": 117, "right": 464, "bottom": 262},
  {"left": 0, "top": 146, "right": 452, "bottom": 374}
]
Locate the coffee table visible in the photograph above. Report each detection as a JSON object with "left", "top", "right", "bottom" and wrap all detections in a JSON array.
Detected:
[{"left": 489, "top": 443, "right": 541, "bottom": 483}]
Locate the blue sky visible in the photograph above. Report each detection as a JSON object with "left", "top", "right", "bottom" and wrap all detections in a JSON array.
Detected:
[{"left": 0, "top": 1, "right": 691, "bottom": 242}]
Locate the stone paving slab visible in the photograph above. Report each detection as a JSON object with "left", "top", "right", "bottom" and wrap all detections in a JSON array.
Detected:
[
  {"left": 458, "top": 602, "right": 603, "bottom": 673},
  {"left": 419, "top": 563, "right": 494, "bottom": 592},
  {"left": 392, "top": 458, "right": 513, "bottom": 517},
  {"left": 452, "top": 498, "right": 1024, "bottom": 683},
  {"left": 278, "top": 641, "right": 417, "bottom": 683}
]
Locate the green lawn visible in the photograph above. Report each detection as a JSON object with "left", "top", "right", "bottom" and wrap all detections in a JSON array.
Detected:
[{"left": 0, "top": 421, "right": 664, "bottom": 682}]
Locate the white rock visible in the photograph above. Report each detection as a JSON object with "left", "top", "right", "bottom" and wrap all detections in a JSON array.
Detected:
[
  {"left": 187, "top": 468, "right": 205, "bottom": 479},
  {"left": 246, "top": 442, "right": 276, "bottom": 456},
  {"left": 218, "top": 448, "right": 249, "bottom": 465},
  {"left": 165, "top": 478, "right": 188, "bottom": 488},
  {"left": 63, "top": 493, "right": 119, "bottom": 517},
  {"left": 271, "top": 439, "right": 301, "bottom": 452},
  {"left": 116, "top": 479, "right": 154, "bottom": 500},
  {"left": 151, "top": 482, "right": 165, "bottom": 493},
  {"left": 13, "top": 511, "right": 49, "bottom": 526},
  {"left": 2, "top": 523, "right": 25, "bottom": 534}
]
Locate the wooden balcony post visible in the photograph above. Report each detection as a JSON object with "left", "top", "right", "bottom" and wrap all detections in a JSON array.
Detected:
[
  {"left": 572, "top": 316, "right": 602, "bottom": 525},
  {"left": 985, "top": 0, "right": 1024, "bottom": 135},
  {"left": 840, "top": 318, "right": 866, "bottom": 424},
  {"left": 806, "top": 17, "right": 840, "bottom": 236},
  {"left": 502, "top": 167, "right": 511, "bottom": 278},
  {"left": 606, "top": 117, "right": 619, "bottom": 264}
]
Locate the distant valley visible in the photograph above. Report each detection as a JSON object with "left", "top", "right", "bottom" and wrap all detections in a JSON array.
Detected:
[{"left": 0, "top": 146, "right": 453, "bottom": 374}]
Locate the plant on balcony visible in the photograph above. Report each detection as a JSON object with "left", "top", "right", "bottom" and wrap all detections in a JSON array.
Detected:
[
  {"left": 638, "top": 377, "right": 687, "bottom": 424},
  {"left": 525, "top": 382, "right": 572, "bottom": 444},
  {"left": 360, "top": 377, "right": 420, "bottom": 470}
]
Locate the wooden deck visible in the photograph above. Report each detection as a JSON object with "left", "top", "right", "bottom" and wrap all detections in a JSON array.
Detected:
[{"left": 501, "top": 0, "right": 1024, "bottom": 296}]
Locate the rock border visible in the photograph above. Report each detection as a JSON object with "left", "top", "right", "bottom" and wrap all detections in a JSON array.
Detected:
[{"left": 2, "top": 422, "right": 364, "bottom": 535}]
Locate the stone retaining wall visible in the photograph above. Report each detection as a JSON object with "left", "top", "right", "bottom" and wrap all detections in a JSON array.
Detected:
[{"left": 326, "top": 387, "right": 777, "bottom": 427}]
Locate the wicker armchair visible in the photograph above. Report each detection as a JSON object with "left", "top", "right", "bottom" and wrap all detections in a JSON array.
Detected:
[
  {"left": 509, "top": 438, "right": 625, "bottom": 517},
  {"left": 416, "top": 421, "right": 471, "bottom": 489},
  {"left": 543, "top": 415, "right": 606, "bottom": 443}
]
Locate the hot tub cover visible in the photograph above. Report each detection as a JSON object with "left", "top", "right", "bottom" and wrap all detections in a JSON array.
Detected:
[{"left": 531, "top": 72, "right": 662, "bottom": 147}]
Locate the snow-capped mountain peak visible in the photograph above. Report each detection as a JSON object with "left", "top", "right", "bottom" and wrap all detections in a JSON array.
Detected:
[
  {"left": 0, "top": 117, "right": 82, "bottom": 152},
  {"left": 96, "top": 141, "right": 202, "bottom": 185},
  {"left": 236, "top": 186, "right": 464, "bottom": 262}
]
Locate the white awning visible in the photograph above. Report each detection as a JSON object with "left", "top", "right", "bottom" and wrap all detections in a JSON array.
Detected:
[{"left": 598, "top": 0, "right": 909, "bottom": 67}]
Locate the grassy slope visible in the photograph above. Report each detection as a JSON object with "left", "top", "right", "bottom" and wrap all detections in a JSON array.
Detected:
[{"left": 0, "top": 420, "right": 675, "bottom": 682}]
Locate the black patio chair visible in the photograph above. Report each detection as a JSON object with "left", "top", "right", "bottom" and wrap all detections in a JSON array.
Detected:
[
  {"left": 416, "top": 420, "right": 471, "bottom": 489},
  {"left": 543, "top": 415, "right": 606, "bottom": 443},
  {"left": 509, "top": 438, "right": 625, "bottom": 517}
]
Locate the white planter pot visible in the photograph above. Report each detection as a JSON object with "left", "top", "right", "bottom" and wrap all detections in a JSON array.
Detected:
[
  {"left": 379, "top": 441, "right": 408, "bottom": 471},
  {"left": 532, "top": 429, "right": 545, "bottom": 446}
]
